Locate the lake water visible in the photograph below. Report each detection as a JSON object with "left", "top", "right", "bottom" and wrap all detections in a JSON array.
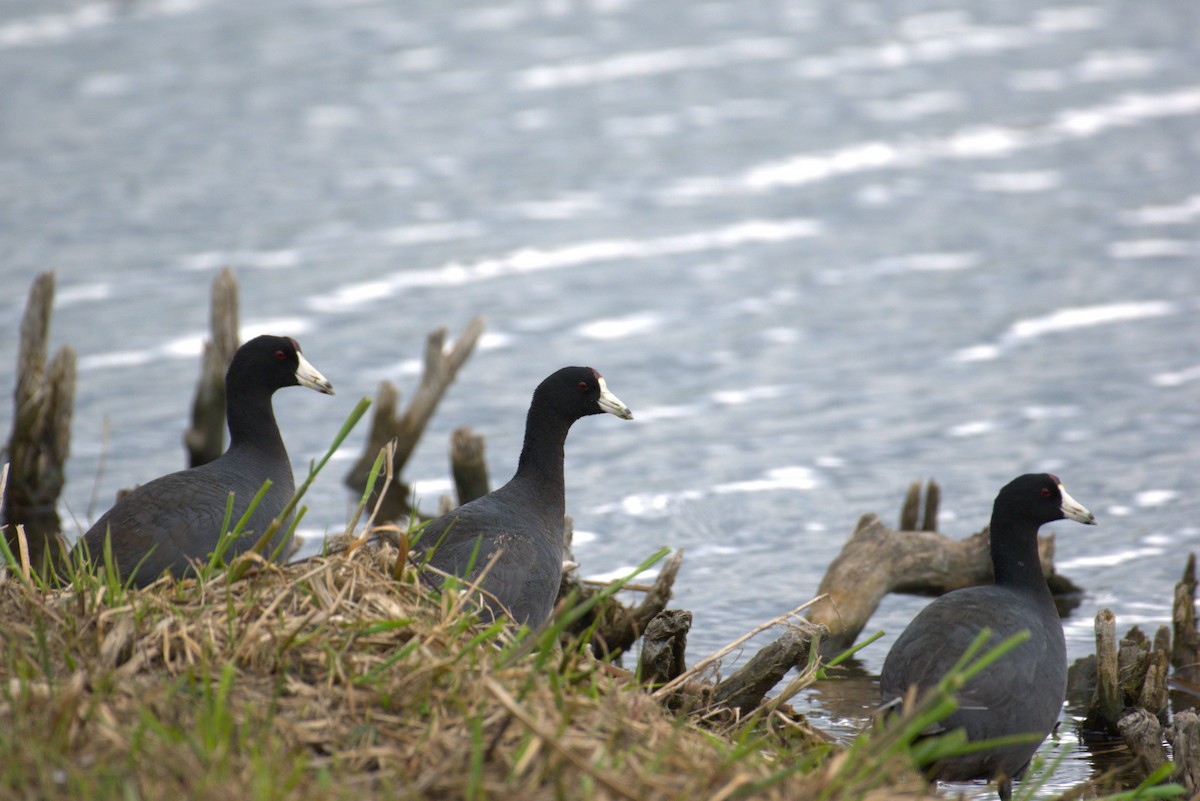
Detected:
[{"left": 2, "top": 0, "right": 1198, "bottom": 796}]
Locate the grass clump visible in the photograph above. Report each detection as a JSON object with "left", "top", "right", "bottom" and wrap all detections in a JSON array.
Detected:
[{"left": 0, "top": 537, "right": 943, "bottom": 801}]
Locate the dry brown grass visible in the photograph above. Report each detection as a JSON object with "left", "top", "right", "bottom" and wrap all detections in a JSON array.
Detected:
[{"left": 0, "top": 540, "right": 945, "bottom": 801}]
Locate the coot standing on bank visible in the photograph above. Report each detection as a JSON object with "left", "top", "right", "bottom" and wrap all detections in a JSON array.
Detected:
[
  {"left": 74, "top": 335, "right": 334, "bottom": 585},
  {"left": 414, "top": 366, "right": 632, "bottom": 628}
]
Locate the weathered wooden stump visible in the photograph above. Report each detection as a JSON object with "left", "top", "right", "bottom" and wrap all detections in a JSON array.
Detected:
[
  {"left": 1173, "top": 554, "right": 1200, "bottom": 714},
  {"left": 2, "top": 272, "right": 75, "bottom": 572},
  {"left": 450, "top": 426, "right": 489, "bottom": 506},
  {"left": 1166, "top": 709, "right": 1200, "bottom": 797},
  {"left": 184, "top": 268, "right": 239, "bottom": 468},
  {"left": 1062, "top": 554, "right": 1200, "bottom": 795},
  {"left": 1080, "top": 611, "right": 1172, "bottom": 733},
  {"left": 1117, "top": 707, "right": 1168, "bottom": 776},
  {"left": 344, "top": 317, "right": 484, "bottom": 522}
]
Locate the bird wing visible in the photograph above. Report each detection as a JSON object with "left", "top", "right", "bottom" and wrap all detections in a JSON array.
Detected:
[
  {"left": 79, "top": 467, "right": 266, "bottom": 581},
  {"left": 414, "top": 498, "right": 561, "bottom": 625}
]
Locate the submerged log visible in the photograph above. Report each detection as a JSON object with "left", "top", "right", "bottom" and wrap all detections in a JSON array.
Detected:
[
  {"left": 2, "top": 272, "right": 75, "bottom": 571},
  {"left": 184, "top": 268, "right": 239, "bottom": 468},
  {"left": 808, "top": 480, "right": 1061, "bottom": 654},
  {"left": 344, "top": 317, "right": 485, "bottom": 522}
]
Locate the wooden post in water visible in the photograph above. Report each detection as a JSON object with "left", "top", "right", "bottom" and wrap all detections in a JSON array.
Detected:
[
  {"left": 1173, "top": 555, "right": 1200, "bottom": 703},
  {"left": 185, "top": 268, "right": 240, "bottom": 468},
  {"left": 2, "top": 272, "right": 76, "bottom": 571}
]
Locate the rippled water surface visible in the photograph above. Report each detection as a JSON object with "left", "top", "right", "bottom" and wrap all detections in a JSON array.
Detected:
[{"left": 2, "top": 0, "right": 1198, "bottom": 796}]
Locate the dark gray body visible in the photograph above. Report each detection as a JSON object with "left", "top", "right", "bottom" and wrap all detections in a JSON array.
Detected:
[
  {"left": 418, "top": 473, "right": 563, "bottom": 626},
  {"left": 72, "top": 335, "right": 331, "bottom": 587},
  {"left": 77, "top": 446, "right": 295, "bottom": 586},
  {"left": 879, "top": 584, "right": 1067, "bottom": 782},
  {"left": 413, "top": 366, "right": 631, "bottom": 629},
  {"left": 877, "top": 473, "right": 1094, "bottom": 800}
]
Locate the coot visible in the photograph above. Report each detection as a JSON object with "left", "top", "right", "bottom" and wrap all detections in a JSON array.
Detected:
[
  {"left": 74, "top": 335, "right": 333, "bottom": 585},
  {"left": 414, "top": 366, "right": 632, "bottom": 628},
  {"left": 879, "top": 473, "right": 1096, "bottom": 801}
]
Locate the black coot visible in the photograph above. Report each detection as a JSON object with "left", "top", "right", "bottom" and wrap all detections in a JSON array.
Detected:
[
  {"left": 414, "top": 366, "right": 632, "bottom": 628},
  {"left": 879, "top": 473, "right": 1096, "bottom": 801},
  {"left": 74, "top": 335, "right": 334, "bottom": 585}
]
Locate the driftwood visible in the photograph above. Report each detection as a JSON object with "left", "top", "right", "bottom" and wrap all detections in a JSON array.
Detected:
[
  {"left": 345, "top": 317, "right": 485, "bottom": 522},
  {"left": 184, "top": 268, "right": 239, "bottom": 468},
  {"left": 897, "top": 479, "right": 940, "bottom": 532},
  {"left": 808, "top": 481, "right": 1062, "bottom": 654},
  {"left": 450, "top": 426, "right": 489, "bottom": 506},
  {"left": 2, "top": 272, "right": 75, "bottom": 571},
  {"left": 712, "top": 621, "right": 826, "bottom": 718}
]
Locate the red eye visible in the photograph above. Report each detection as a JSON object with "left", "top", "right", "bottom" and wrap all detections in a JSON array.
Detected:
[
  {"left": 577, "top": 381, "right": 589, "bottom": 392},
  {"left": 1041, "top": 488, "right": 1052, "bottom": 498},
  {"left": 274, "top": 350, "right": 286, "bottom": 362}
]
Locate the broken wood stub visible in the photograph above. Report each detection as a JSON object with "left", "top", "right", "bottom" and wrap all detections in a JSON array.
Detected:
[
  {"left": 898, "top": 479, "right": 940, "bottom": 532},
  {"left": 185, "top": 268, "right": 239, "bottom": 468},
  {"left": 344, "top": 317, "right": 485, "bottom": 522},
  {"left": 636, "top": 610, "right": 692, "bottom": 688},
  {"left": 2, "top": 272, "right": 75, "bottom": 570},
  {"left": 1166, "top": 709, "right": 1200, "bottom": 797},
  {"left": 1117, "top": 707, "right": 1168, "bottom": 776},
  {"left": 1173, "top": 554, "right": 1200, "bottom": 713},
  {"left": 1068, "top": 556, "right": 1200, "bottom": 788},
  {"left": 1081, "top": 611, "right": 1172, "bottom": 733},
  {"left": 1090, "top": 608, "right": 1123, "bottom": 729},
  {"left": 450, "top": 426, "right": 489, "bottom": 506}
]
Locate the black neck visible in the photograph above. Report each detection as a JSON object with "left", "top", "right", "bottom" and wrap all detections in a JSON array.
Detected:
[
  {"left": 225, "top": 381, "right": 286, "bottom": 458},
  {"left": 512, "top": 405, "right": 573, "bottom": 498},
  {"left": 989, "top": 507, "right": 1050, "bottom": 592}
]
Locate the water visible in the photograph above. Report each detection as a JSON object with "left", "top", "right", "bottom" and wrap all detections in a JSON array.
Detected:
[{"left": 2, "top": 0, "right": 1198, "bottom": 795}]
